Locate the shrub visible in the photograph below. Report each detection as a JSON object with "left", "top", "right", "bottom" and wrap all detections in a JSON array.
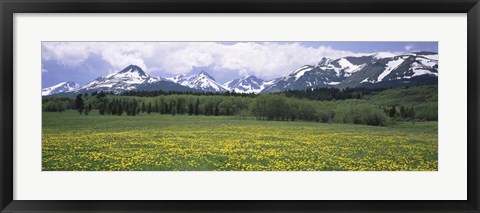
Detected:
[
  {"left": 344, "top": 106, "right": 387, "bottom": 126},
  {"left": 364, "top": 110, "right": 387, "bottom": 126},
  {"left": 316, "top": 109, "right": 335, "bottom": 123}
]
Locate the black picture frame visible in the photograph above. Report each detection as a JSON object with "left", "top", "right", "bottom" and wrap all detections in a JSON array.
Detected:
[{"left": 1, "top": 0, "right": 479, "bottom": 212}]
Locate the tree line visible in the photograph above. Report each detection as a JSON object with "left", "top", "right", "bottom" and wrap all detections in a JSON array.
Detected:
[
  {"left": 281, "top": 87, "right": 384, "bottom": 101},
  {"left": 120, "top": 87, "right": 385, "bottom": 101},
  {"left": 120, "top": 90, "right": 257, "bottom": 98},
  {"left": 43, "top": 89, "right": 429, "bottom": 127},
  {"left": 69, "top": 92, "right": 251, "bottom": 117}
]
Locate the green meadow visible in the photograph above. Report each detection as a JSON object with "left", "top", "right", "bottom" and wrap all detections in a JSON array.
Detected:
[{"left": 42, "top": 110, "right": 438, "bottom": 171}]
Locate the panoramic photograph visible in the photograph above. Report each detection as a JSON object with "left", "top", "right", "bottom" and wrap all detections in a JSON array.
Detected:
[{"left": 41, "top": 41, "right": 438, "bottom": 171}]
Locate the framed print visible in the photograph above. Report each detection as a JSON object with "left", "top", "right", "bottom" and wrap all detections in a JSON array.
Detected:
[{"left": 1, "top": 0, "right": 479, "bottom": 212}]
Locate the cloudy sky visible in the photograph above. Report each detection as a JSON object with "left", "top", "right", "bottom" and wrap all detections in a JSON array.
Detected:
[{"left": 42, "top": 41, "right": 438, "bottom": 88}]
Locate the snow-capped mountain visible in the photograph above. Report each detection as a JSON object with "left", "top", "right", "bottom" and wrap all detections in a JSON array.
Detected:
[
  {"left": 166, "top": 71, "right": 228, "bottom": 92},
  {"left": 262, "top": 51, "right": 438, "bottom": 93},
  {"left": 42, "top": 65, "right": 203, "bottom": 96},
  {"left": 223, "top": 75, "right": 270, "bottom": 94},
  {"left": 340, "top": 51, "right": 438, "bottom": 88},
  {"left": 261, "top": 55, "right": 368, "bottom": 93},
  {"left": 79, "top": 65, "right": 161, "bottom": 93},
  {"left": 42, "top": 51, "right": 438, "bottom": 96},
  {"left": 42, "top": 81, "right": 80, "bottom": 96}
]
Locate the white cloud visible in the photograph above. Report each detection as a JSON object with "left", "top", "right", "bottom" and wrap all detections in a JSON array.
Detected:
[
  {"left": 42, "top": 42, "right": 370, "bottom": 79},
  {"left": 404, "top": 44, "right": 414, "bottom": 51},
  {"left": 42, "top": 42, "right": 92, "bottom": 66}
]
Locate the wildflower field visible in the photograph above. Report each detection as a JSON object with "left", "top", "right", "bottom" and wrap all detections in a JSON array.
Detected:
[{"left": 42, "top": 110, "right": 438, "bottom": 171}]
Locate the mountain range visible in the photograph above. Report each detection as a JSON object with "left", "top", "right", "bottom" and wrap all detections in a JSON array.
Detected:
[
  {"left": 166, "top": 71, "right": 229, "bottom": 92},
  {"left": 42, "top": 51, "right": 438, "bottom": 96}
]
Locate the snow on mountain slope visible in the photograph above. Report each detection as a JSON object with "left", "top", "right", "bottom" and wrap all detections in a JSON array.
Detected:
[
  {"left": 386, "top": 54, "right": 438, "bottom": 79},
  {"left": 167, "top": 71, "right": 228, "bottom": 92},
  {"left": 411, "top": 61, "right": 438, "bottom": 77},
  {"left": 42, "top": 81, "right": 80, "bottom": 96},
  {"left": 292, "top": 66, "right": 314, "bottom": 80},
  {"left": 223, "top": 75, "right": 268, "bottom": 94},
  {"left": 377, "top": 58, "right": 405, "bottom": 82},
  {"left": 336, "top": 58, "right": 362, "bottom": 77}
]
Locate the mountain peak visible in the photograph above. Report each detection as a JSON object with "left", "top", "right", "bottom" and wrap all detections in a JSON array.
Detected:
[
  {"left": 223, "top": 75, "right": 266, "bottom": 94},
  {"left": 166, "top": 71, "right": 226, "bottom": 92},
  {"left": 77, "top": 64, "right": 158, "bottom": 93},
  {"left": 318, "top": 57, "right": 332, "bottom": 66},
  {"left": 198, "top": 71, "right": 215, "bottom": 81},
  {"left": 119, "top": 65, "right": 148, "bottom": 77}
]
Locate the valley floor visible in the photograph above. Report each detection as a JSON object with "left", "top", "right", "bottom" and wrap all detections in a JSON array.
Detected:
[{"left": 42, "top": 110, "right": 438, "bottom": 171}]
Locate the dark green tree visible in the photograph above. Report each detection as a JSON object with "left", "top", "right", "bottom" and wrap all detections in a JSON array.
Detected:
[
  {"left": 389, "top": 105, "right": 396, "bottom": 118},
  {"left": 85, "top": 102, "right": 92, "bottom": 115},
  {"left": 188, "top": 103, "right": 194, "bottom": 115},
  {"left": 194, "top": 98, "right": 200, "bottom": 115},
  {"left": 117, "top": 102, "right": 124, "bottom": 116},
  {"left": 147, "top": 102, "right": 152, "bottom": 114},
  {"left": 75, "top": 94, "right": 84, "bottom": 114}
]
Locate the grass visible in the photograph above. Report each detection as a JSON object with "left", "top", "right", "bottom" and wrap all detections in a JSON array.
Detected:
[
  {"left": 42, "top": 110, "right": 438, "bottom": 171},
  {"left": 366, "top": 85, "right": 438, "bottom": 106}
]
